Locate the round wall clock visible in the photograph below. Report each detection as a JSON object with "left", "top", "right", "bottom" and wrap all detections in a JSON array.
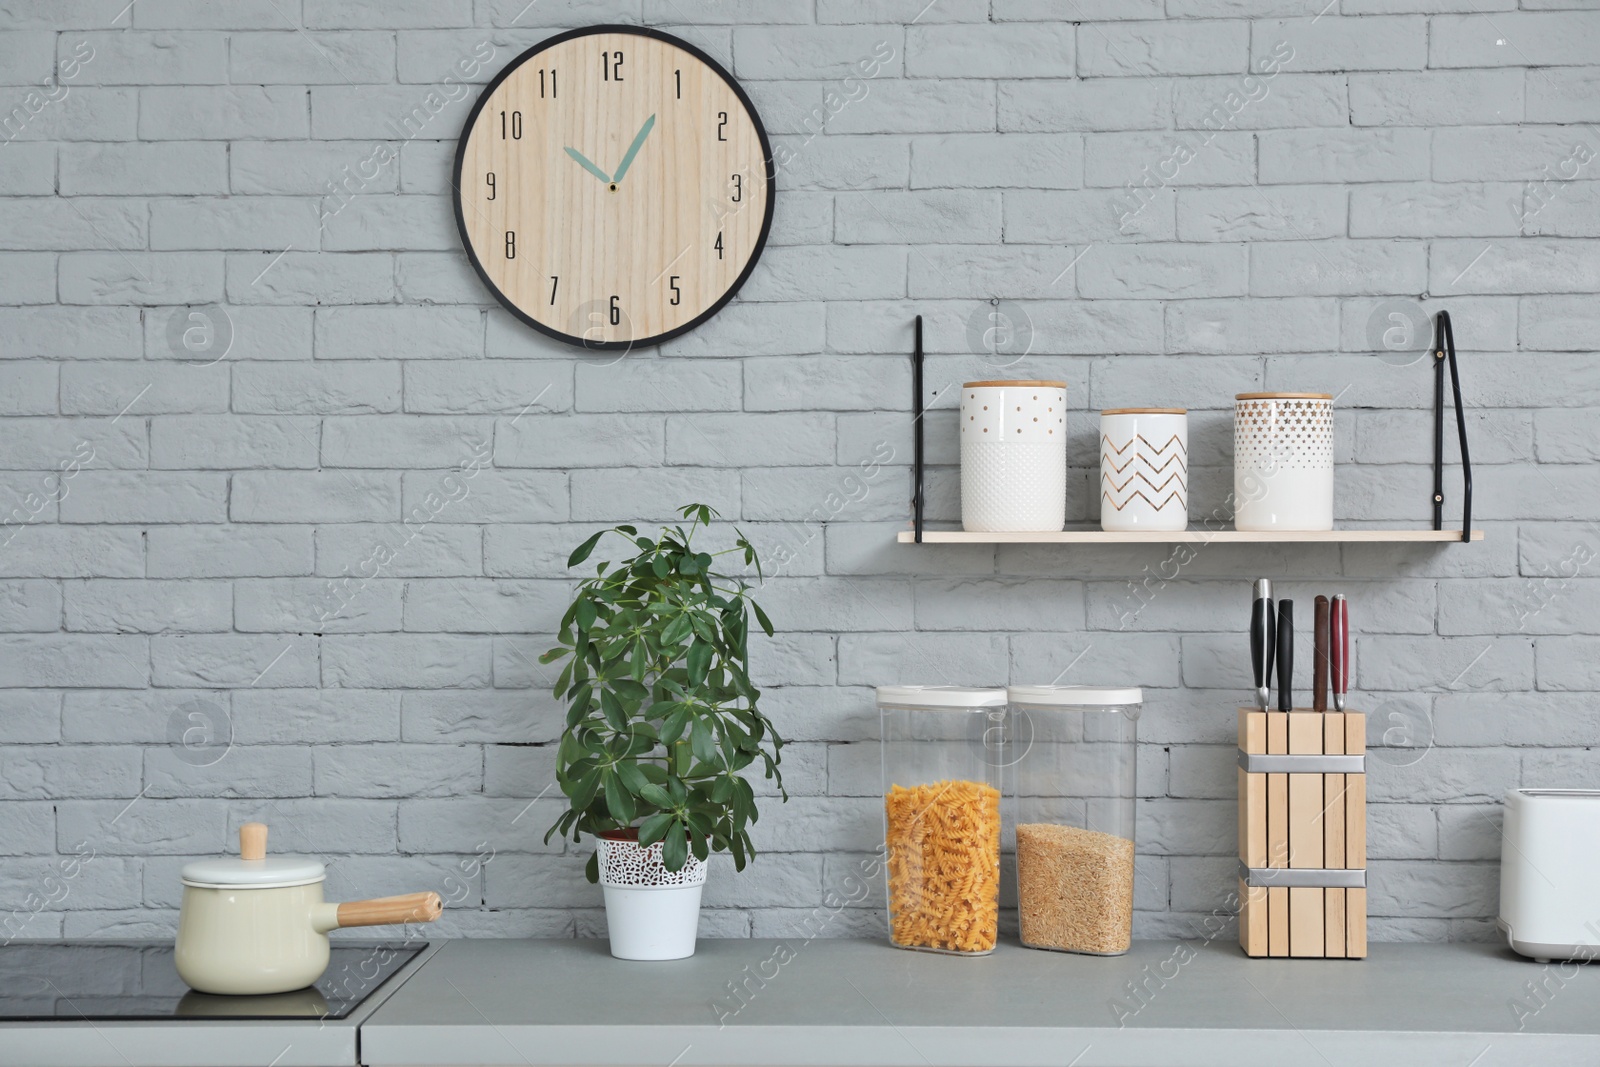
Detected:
[{"left": 453, "top": 25, "right": 774, "bottom": 351}]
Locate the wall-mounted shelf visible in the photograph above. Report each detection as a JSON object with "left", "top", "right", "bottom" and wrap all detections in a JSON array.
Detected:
[
  {"left": 906, "top": 311, "right": 1478, "bottom": 546},
  {"left": 897, "top": 529, "right": 1485, "bottom": 545}
]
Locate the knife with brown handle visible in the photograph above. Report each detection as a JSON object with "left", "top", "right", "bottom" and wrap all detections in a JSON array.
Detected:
[{"left": 1332, "top": 594, "right": 1349, "bottom": 712}]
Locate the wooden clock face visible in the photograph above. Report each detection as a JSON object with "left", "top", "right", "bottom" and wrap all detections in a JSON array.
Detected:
[{"left": 453, "top": 26, "right": 774, "bottom": 350}]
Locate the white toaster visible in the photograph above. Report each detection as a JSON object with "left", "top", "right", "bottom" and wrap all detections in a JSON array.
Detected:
[{"left": 1498, "top": 789, "right": 1600, "bottom": 962}]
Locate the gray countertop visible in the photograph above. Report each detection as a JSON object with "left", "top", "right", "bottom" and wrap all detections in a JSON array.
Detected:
[{"left": 360, "top": 938, "right": 1600, "bottom": 1067}]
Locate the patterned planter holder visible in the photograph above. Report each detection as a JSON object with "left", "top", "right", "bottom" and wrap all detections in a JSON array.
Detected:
[
  {"left": 960, "top": 380, "right": 1067, "bottom": 533},
  {"left": 1234, "top": 393, "right": 1334, "bottom": 532},
  {"left": 1099, "top": 408, "right": 1188, "bottom": 532},
  {"left": 597, "top": 833, "right": 707, "bottom": 961}
]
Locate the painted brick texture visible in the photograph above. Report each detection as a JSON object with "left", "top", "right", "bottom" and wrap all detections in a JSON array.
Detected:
[{"left": 0, "top": 2, "right": 1594, "bottom": 947}]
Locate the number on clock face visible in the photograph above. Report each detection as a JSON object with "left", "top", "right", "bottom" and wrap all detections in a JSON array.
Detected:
[{"left": 453, "top": 27, "right": 774, "bottom": 350}]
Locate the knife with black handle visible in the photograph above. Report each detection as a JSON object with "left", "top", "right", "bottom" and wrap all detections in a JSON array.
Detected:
[
  {"left": 1251, "top": 579, "right": 1275, "bottom": 710},
  {"left": 1277, "top": 599, "right": 1294, "bottom": 713},
  {"left": 1313, "top": 595, "right": 1330, "bottom": 713}
]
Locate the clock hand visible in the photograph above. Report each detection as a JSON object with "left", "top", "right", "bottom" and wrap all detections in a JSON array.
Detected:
[
  {"left": 609, "top": 114, "right": 656, "bottom": 184},
  {"left": 563, "top": 147, "right": 611, "bottom": 184}
]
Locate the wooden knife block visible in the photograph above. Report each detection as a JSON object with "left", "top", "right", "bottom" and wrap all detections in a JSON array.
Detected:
[{"left": 1237, "top": 708, "right": 1367, "bottom": 959}]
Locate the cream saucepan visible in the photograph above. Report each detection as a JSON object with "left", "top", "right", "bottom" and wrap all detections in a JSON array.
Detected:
[{"left": 175, "top": 823, "right": 442, "bottom": 996}]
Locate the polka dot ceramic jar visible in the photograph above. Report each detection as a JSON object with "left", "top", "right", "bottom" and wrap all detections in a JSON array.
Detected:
[
  {"left": 1233, "top": 392, "right": 1334, "bottom": 532},
  {"left": 960, "top": 380, "right": 1067, "bottom": 533}
]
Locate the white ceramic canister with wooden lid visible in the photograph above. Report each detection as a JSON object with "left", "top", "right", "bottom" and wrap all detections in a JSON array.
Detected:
[
  {"left": 1233, "top": 392, "right": 1334, "bottom": 531},
  {"left": 1099, "top": 408, "right": 1188, "bottom": 532},
  {"left": 960, "top": 380, "right": 1067, "bottom": 533}
]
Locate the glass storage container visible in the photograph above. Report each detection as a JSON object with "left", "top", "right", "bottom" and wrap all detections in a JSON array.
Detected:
[
  {"left": 877, "top": 685, "right": 1006, "bottom": 956},
  {"left": 1006, "top": 685, "right": 1140, "bottom": 956}
]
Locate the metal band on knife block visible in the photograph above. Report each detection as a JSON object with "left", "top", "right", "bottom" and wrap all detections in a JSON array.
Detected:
[
  {"left": 1237, "top": 753, "right": 1366, "bottom": 774},
  {"left": 1238, "top": 863, "right": 1367, "bottom": 889}
]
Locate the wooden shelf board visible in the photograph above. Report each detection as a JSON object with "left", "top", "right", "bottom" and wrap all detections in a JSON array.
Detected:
[{"left": 896, "top": 529, "right": 1485, "bottom": 544}]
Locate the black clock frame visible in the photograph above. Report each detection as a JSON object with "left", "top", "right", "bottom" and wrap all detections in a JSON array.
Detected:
[{"left": 451, "top": 24, "right": 776, "bottom": 352}]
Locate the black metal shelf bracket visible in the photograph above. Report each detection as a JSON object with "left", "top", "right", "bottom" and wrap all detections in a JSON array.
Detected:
[
  {"left": 911, "top": 315, "right": 924, "bottom": 543},
  {"left": 1431, "top": 310, "right": 1473, "bottom": 542}
]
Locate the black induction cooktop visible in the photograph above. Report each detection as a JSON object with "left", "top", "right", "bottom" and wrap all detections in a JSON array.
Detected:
[{"left": 0, "top": 941, "right": 426, "bottom": 1021}]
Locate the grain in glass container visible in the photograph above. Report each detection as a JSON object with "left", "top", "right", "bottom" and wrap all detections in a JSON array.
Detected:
[
  {"left": 1007, "top": 685, "right": 1140, "bottom": 956},
  {"left": 878, "top": 685, "right": 1006, "bottom": 956}
]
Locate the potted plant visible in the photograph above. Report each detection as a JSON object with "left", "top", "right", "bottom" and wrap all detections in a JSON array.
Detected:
[{"left": 541, "top": 504, "right": 786, "bottom": 960}]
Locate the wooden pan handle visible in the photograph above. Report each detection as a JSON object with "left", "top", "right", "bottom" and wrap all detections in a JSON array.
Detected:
[
  {"left": 335, "top": 892, "right": 443, "bottom": 929},
  {"left": 240, "top": 822, "right": 268, "bottom": 861}
]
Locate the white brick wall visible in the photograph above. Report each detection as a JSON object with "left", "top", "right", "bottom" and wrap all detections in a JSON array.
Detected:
[{"left": 0, "top": 1, "right": 1595, "bottom": 946}]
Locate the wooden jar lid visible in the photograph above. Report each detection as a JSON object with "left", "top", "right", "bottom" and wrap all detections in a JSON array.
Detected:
[
  {"left": 963, "top": 380, "right": 1067, "bottom": 389},
  {"left": 1101, "top": 407, "right": 1186, "bottom": 415}
]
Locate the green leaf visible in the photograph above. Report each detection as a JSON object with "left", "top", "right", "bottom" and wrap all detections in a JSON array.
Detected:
[
  {"left": 599, "top": 689, "right": 627, "bottom": 731},
  {"left": 604, "top": 771, "right": 636, "bottom": 825},
  {"left": 662, "top": 823, "right": 688, "bottom": 871},
  {"left": 615, "top": 761, "right": 650, "bottom": 797},
  {"left": 686, "top": 639, "right": 710, "bottom": 686},
  {"left": 585, "top": 849, "right": 600, "bottom": 883},
  {"left": 568, "top": 529, "right": 605, "bottom": 568},
  {"left": 690, "top": 718, "right": 716, "bottom": 763},
  {"left": 571, "top": 769, "right": 602, "bottom": 811},
  {"left": 638, "top": 783, "right": 673, "bottom": 808},
  {"left": 613, "top": 679, "right": 649, "bottom": 705},
  {"left": 575, "top": 597, "right": 597, "bottom": 630},
  {"left": 750, "top": 600, "right": 775, "bottom": 638},
  {"left": 637, "top": 811, "right": 675, "bottom": 847},
  {"left": 660, "top": 705, "right": 691, "bottom": 744}
]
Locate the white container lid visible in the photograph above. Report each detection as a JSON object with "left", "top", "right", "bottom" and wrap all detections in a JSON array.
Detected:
[
  {"left": 1007, "top": 684, "right": 1143, "bottom": 708},
  {"left": 876, "top": 685, "right": 1007, "bottom": 709},
  {"left": 181, "top": 855, "right": 326, "bottom": 890}
]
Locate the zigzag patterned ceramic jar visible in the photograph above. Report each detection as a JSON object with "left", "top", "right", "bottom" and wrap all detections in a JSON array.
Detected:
[
  {"left": 1099, "top": 408, "right": 1188, "bottom": 532},
  {"left": 960, "top": 380, "right": 1067, "bottom": 533},
  {"left": 1233, "top": 392, "right": 1334, "bottom": 532}
]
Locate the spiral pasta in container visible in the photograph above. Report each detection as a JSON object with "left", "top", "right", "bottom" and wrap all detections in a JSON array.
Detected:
[{"left": 877, "top": 686, "right": 1006, "bottom": 956}]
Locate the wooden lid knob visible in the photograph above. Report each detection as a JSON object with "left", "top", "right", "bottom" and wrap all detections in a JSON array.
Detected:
[{"left": 240, "top": 822, "right": 268, "bottom": 861}]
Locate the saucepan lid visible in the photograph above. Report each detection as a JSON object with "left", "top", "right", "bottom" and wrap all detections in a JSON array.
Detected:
[{"left": 181, "top": 823, "right": 325, "bottom": 890}]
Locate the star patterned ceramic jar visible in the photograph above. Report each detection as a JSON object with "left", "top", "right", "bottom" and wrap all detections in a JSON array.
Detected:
[{"left": 1233, "top": 392, "right": 1334, "bottom": 532}]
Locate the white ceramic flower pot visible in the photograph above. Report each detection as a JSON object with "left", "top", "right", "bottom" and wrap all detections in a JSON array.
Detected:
[
  {"left": 960, "top": 380, "right": 1068, "bottom": 533},
  {"left": 1099, "top": 408, "right": 1188, "bottom": 532},
  {"left": 598, "top": 834, "right": 707, "bottom": 961},
  {"left": 1234, "top": 392, "right": 1335, "bottom": 532}
]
